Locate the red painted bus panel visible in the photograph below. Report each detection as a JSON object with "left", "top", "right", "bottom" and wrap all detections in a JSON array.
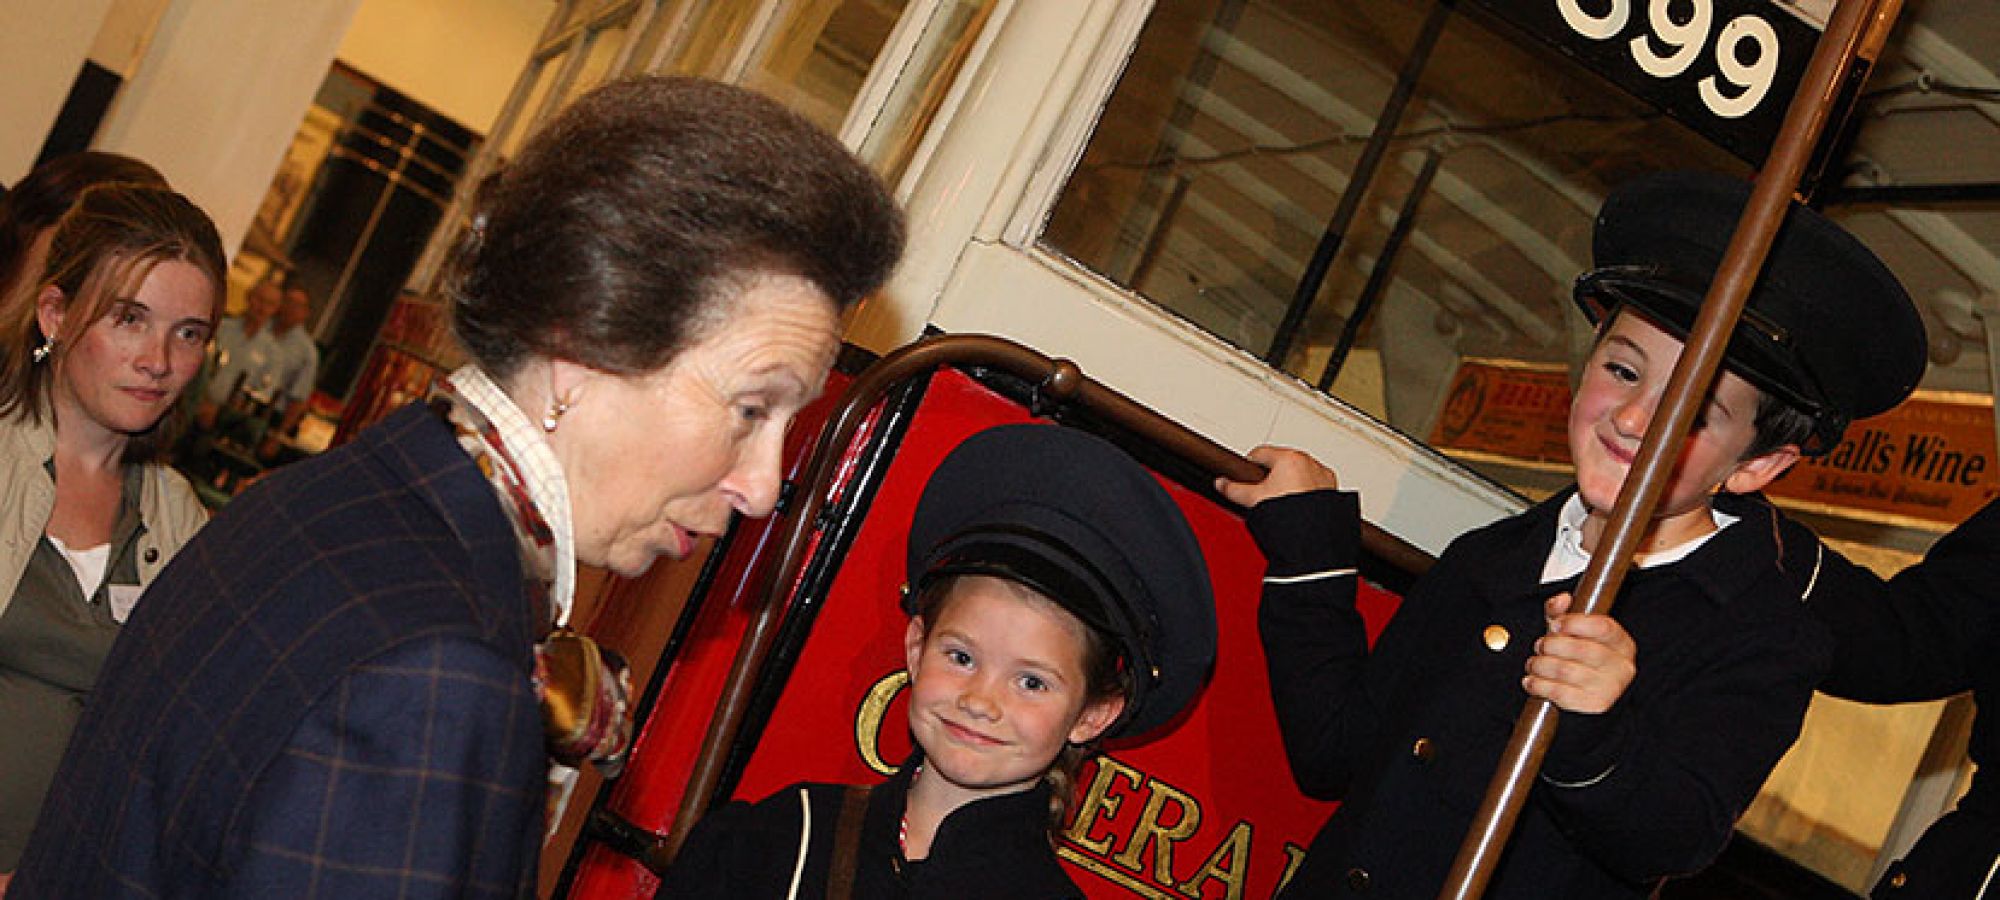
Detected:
[{"left": 561, "top": 364, "right": 1404, "bottom": 899}]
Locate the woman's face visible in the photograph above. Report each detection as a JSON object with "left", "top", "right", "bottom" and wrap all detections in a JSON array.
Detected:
[
  {"left": 553, "top": 272, "right": 840, "bottom": 577},
  {"left": 38, "top": 259, "right": 216, "bottom": 446}
]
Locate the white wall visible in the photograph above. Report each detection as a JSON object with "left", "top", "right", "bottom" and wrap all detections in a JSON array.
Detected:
[
  {"left": 93, "top": 0, "right": 363, "bottom": 258},
  {"left": 0, "top": 0, "right": 117, "bottom": 183},
  {"left": 337, "top": 0, "right": 551, "bottom": 135},
  {"left": 88, "top": 0, "right": 171, "bottom": 74}
]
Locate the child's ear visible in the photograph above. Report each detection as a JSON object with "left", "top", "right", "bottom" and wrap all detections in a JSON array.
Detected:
[
  {"left": 1067, "top": 695, "right": 1126, "bottom": 745},
  {"left": 1723, "top": 443, "right": 1801, "bottom": 495},
  {"left": 903, "top": 614, "right": 927, "bottom": 673}
]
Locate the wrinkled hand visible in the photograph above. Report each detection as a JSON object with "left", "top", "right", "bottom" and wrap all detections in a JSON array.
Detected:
[
  {"left": 1215, "top": 445, "right": 1339, "bottom": 508},
  {"left": 1523, "top": 592, "right": 1636, "bottom": 714}
]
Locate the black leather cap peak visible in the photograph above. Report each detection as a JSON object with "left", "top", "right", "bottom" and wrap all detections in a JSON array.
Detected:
[{"left": 905, "top": 424, "right": 1216, "bottom": 741}]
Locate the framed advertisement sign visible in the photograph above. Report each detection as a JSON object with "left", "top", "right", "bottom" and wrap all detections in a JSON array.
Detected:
[
  {"left": 1769, "top": 391, "right": 2000, "bottom": 529},
  {"left": 1464, "top": 0, "right": 1827, "bottom": 162},
  {"left": 1430, "top": 355, "right": 1998, "bottom": 529}
]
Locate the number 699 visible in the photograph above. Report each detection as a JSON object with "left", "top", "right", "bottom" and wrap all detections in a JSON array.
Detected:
[{"left": 1558, "top": 0, "right": 1779, "bottom": 118}]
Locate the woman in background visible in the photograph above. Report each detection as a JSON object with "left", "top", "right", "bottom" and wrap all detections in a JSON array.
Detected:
[{"left": 0, "top": 184, "right": 222, "bottom": 890}]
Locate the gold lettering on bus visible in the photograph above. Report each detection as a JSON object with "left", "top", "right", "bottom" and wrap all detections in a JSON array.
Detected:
[
  {"left": 854, "top": 696, "right": 1304, "bottom": 898},
  {"left": 1065, "top": 756, "right": 1142, "bottom": 854},
  {"left": 1176, "top": 820, "right": 1252, "bottom": 900},
  {"left": 1277, "top": 843, "right": 1309, "bottom": 894},
  {"left": 1112, "top": 777, "right": 1201, "bottom": 881},
  {"left": 853, "top": 669, "right": 908, "bottom": 777}
]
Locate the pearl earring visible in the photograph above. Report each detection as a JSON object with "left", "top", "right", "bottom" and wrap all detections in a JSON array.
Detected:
[
  {"left": 542, "top": 398, "right": 572, "bottom": 433},
  {"left": 31, "top": 337, "right": 55, "bottom": 364}
]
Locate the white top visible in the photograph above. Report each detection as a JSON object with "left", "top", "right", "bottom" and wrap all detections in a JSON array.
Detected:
[
  {"left": 45, "top": 534, "right": 108, "bottom": 600},
  {"left": 1539, "top": 493, "right": 1739, "bottom": 584}
]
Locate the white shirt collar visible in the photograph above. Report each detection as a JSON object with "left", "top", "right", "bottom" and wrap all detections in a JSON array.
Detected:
[
  {"left": 1540, "top": 492, "right": 1739, "bottom": 584},
  {"left": 448, "top": 366, "right": 578, "bottom": 627}
]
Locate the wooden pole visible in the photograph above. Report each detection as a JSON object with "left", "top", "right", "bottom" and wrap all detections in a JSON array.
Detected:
[{"left": 1437, "top": 1, "right": 1890, "bottom": 896}]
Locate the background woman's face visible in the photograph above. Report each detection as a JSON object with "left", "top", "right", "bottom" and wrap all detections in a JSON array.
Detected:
[
  {"left": 555, "top": 272, "right": 840, "bottom": 577},
  {"left": 39, "top": 259, "right": 216, "bottom": 443}
]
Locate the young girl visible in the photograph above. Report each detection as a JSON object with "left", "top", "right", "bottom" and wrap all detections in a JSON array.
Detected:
[
  {"left": 1219, "top": 171, "right": 1928, "bottom": 899},
  {"left": 661, "top": 423, "right": 1216, "bottom": 899}
]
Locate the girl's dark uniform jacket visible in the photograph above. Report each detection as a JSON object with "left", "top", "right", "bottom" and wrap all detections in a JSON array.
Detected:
[
  {"left": 657, "top": 754, "right": 1083, "bottom": 899},
  {"left": 1805, "top": 497, "right": 2000, "bottom": 898},
  {"left": 1254, "top": 488, "right": 1832, "bottom": 899}
]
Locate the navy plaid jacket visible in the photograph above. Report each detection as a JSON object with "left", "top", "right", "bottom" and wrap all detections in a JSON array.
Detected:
[{"left": 12, "top": 403, "right": 546, "bottom": 898}]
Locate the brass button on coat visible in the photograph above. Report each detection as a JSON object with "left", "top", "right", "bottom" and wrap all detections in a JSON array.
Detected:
[
  {"left": 1483, "top": 624, "right": 1510, "bottom": 651},
  {"left": 1411, "top": 737, "right": 1435, "bottom": 763},
  {"left": 1345, "top": 867, "right": 1371, "bottom": 891}
]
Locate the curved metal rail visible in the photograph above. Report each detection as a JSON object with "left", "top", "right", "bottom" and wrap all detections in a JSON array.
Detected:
[{"left": 660, "top": 332, "right": 1432, "bottom": 864}]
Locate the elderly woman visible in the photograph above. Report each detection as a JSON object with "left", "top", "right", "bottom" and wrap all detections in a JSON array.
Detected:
[
  {"left": 10, "top": 77, "right": 902, "bottom": 899},
  {"left": 0, "top": 185, "right": 221, "bottom": 887}
]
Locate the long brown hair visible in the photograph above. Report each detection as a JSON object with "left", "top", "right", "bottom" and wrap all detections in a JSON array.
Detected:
[{"left": 0, "top": 184, "right": 226, "bottom": 461}]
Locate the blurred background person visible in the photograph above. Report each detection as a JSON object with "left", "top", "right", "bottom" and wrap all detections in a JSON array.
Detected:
[
  {"left": 189, "top": 271, "right": 322, "bottom": 469},
  {"left": 194, "top": 273, "right": 282, "bottom": 429},
  {"left": 10, "top": 76, "right": 903, "bottom": 899},
  {"left": 256, "top": 282, "right": 320, "bottom": 460},
  {"left": 0, "top": 185, "right": 223, "bottom": 892}
]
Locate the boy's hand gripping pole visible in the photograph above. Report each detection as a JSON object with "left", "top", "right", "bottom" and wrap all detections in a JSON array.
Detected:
[{"left": 1438, "top": 1, "right": 1897, "bottom": 896}]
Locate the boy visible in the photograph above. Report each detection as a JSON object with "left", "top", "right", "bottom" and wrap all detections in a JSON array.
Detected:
[{"left": 1219, "top": 170, "right": 1928, "bottom": 898}]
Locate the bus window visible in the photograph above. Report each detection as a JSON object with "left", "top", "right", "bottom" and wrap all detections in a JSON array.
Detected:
[
  {"left": 740, "top": 0, "right": 912, "bottom": 135},
  {"left": 555, "top": 19, "right": 632, "bottom": 112},
  {"left": 731, "top": 0, "right": 996, "bottom": 185},
  {"left": 855, "top": 0, "right": 995, "bottom": 185},
  {"left": 665, "top": 2, "right": 768, "bottom": 79},
  {"left": 1040, "top": 0, "right": 1740, "bottom": 488}
]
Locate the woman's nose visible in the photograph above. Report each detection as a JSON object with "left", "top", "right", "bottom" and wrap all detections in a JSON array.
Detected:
[
  {"left": 723, "top": 436, "right": 785, "bottom": 519},
  {"left": 135, "top": 333, "right": 172, "bottom": 377}
]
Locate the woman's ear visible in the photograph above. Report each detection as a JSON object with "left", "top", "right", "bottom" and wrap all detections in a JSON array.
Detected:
[
  {"left": 545, "top": 357, "right": 595, "bottom": 406},
  {"left": 1723, "top": 443, "right": 1802, "bottom": 495},
  {"left": 35, "top": 285, "right": 66, "bottom": 343},
  {"left": 1067, "top": 695, "right": 1126, "bottom": 745}
]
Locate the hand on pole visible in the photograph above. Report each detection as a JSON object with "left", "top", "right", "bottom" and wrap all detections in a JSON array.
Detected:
[{"left": 1524, "top": 592, "right": 1637, "bottom": 715}]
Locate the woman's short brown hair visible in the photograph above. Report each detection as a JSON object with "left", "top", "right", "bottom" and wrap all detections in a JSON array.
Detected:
[{"left": 449, "top": 76, "right": 905, "bottom": 379}]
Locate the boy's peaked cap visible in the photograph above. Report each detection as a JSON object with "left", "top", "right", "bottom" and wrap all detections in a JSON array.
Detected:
[{"left": 1574, "top": 170, "right": 1927, "bottom": 454}]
